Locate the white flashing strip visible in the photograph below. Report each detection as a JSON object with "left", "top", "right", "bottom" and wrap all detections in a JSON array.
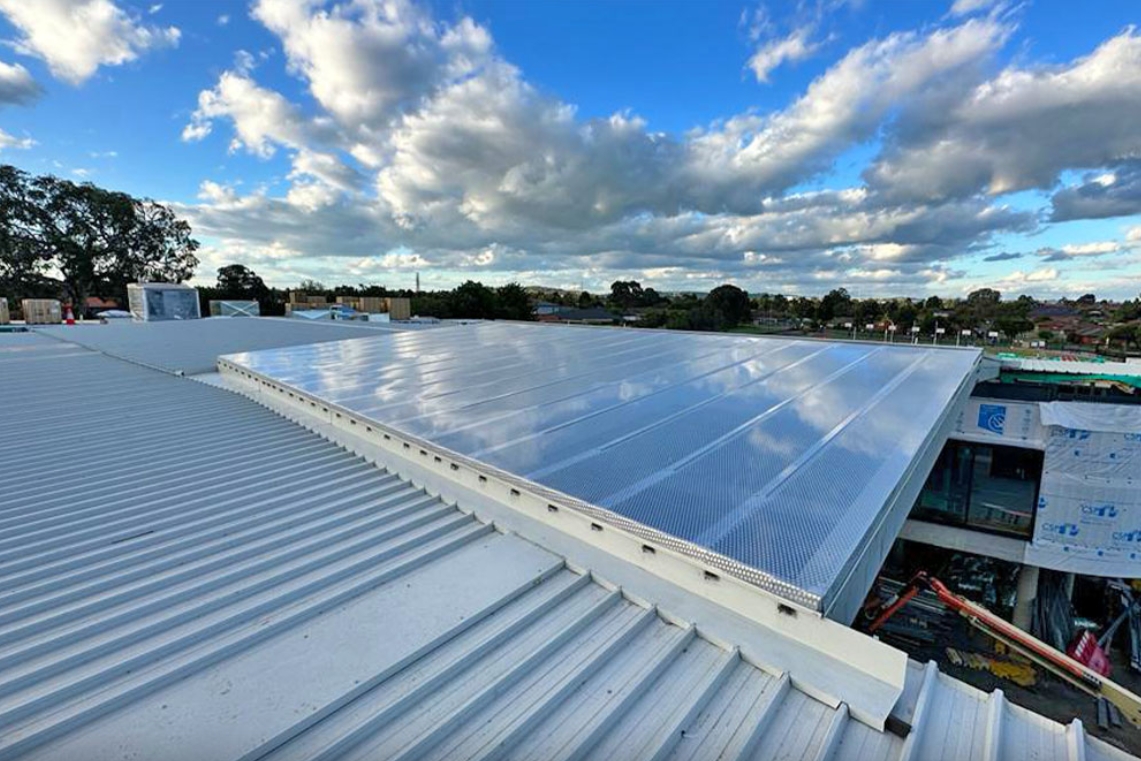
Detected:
[{"left": 218, "top": 359, "right": 909, "bottom": 730}]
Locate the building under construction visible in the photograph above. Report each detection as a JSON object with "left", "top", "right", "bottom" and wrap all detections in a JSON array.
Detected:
[{"left": 1, "top": 317, "right": 1139, "bottom": 760}]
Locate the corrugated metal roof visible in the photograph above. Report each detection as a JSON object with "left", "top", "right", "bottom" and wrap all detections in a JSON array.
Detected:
[
  {"left": 1003, "top": 358, "right": 1141, "bottom": 378},
  {"left": 33, "top": 317, "right": 419, "bottom": 375},
  {"left": 0, "top": 333, "right": 1134, "bottom": 761},
  {"left": 221, "top": 322, "right": 980, "bottom": 620}
]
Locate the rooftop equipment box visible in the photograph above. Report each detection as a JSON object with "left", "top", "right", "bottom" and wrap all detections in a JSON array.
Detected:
[
  {"left": 21, "top": 299, "right": 62, "bottom": 324},
  {"left": 358, "top": 296, "right": 385, "bottom": 313},
  {"left": 209, "top": 300, "right": 261, "bottom": 317},
  {"left": 386, "top": 297, "right": 411, "bottom": 320},
  {"left": 0, "top": 298, "right": 8, "bottom": 325},
  {"left": 127, "top": 283, "right": 201, "bottom": 322}
]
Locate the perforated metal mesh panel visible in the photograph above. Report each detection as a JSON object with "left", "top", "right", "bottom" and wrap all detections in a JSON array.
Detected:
[{"left": 222, "top": 322, "right": 980, "bottom": 611}]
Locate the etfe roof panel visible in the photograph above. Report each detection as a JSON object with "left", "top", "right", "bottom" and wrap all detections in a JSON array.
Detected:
[{"left": 222, "top": 323, "right": 980, "bottom": 616}]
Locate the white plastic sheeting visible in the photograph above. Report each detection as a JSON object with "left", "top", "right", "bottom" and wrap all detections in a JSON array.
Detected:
[
  {"left": 1040, "top": 401, "right": 1141, "bottom": 434},
  {"left": 1026, "top": 402, "right": 1141, "bottom": 575}
]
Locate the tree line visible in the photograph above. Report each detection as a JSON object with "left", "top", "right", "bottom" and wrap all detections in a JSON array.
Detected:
[
  {"left": 201, "top": 266, "right": 536, "bottom": 322},
  {"left": 0, "top": 165, "right": 199, "bottom": 310}
]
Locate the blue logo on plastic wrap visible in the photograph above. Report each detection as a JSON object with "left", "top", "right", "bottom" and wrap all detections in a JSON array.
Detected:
[
  {"left": 1043, "top": 523, "right": 1079, "bottom": 537},
  {"left": 977, "top": 404, "right": 1006, "bottom": 435},
  {"left": 1065, "top": 429, "right": 1091, "bottom": 441},
  {"left": 1113, "top": 530, "right": 1141, "bottom": 543},
  {"left": 1082, "top": 503, "right": 1119, "bottom": 519}
]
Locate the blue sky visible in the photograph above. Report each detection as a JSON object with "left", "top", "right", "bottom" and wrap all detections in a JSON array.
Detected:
[{"left": 1, "top": 0, "right": 1140, "bottom": 298}]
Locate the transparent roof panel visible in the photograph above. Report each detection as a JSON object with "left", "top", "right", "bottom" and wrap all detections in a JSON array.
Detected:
[{"left": 221, "top": 322, "right": 980, "bottom": 612}]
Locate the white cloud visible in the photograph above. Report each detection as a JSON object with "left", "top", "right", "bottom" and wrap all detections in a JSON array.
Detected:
[
  {"left": 1035, "top": 240, "right": 1130, "bottom": 262},
  {"left": 1051, "top": 160, "right": 1141, "bottom": 221},
  {"left": 251, "top": 0, "right": 492, "bottom": 133},
  {"left": 949, "top": 0, "right": 998, "bottom": 17},
  {"left": 748, "top": 26, "right": 820, "bottom": 83},
  {"left": 182, "top": 68, "right": 329, "bottom": 155},
  {"left": 177, "top": 1, "right": 1138, "bottom": 298},
  {"left": 1061, "top": 241, "right": 1120, "bottom": 256},
  {"left": 0, "top": 127, "right": 34, "bottom": 150},
  {"left": 0, "top": 0, "right": 180, "bottom": 85},
  {"left": 217, "top": 14, "right": 230, "bottom": 26},
  {"left": 869, "top": 28, "right": 1141, "bottom": 202},
  {"left": 686, "top": 16, "right": 1011, "bottom": 210},
  {"left": 0, "top": 60, "right": 41, "bottom": 105}
]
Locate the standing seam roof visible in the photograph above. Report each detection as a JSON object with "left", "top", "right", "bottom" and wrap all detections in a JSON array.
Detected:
[
  {"left": 33, "top": 317, "right": 417, "bottom": 376},
  {"left": 0, "top": 333, "right": 1133, "bottom": 761}
]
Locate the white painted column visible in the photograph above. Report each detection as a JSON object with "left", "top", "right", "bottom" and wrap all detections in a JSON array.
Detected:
[{"left": 1012, "top": 564, "right": 1041, "bottom": 630}]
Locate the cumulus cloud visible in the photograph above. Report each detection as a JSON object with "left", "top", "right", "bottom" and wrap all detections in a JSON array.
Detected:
[
  {"left": 868, "top": 27, "right": 1141, "bottom": 202},
  {"left": 949, "top": 0, "right": 998, "bottom": 17},
  {"left": 686, "top": 16, "right": 1011, "bottom": 212},
  {"left": 0, "top": 61, "right": 41, "bottom": 105},
  {"left": 252, "top": 0, "right": 492, "bottom": 134},
  {"left": 0, "top": 128, "right": 34, "bottom": 151},
  {"left": 983, "top": 251, "right": 1022, "bottom": 262},
  {"left": 0, "top": 0, "right": 180, "bottom": 85},
  {"left": 1050, "top": 160, "right": 1141, "bottom": 221},
  {"left": 179, "top": 0, "right": 1137, "bottom": 296},
  {"left": 1037, "top": 241, "right": 1125, "bottom": 262},
  {"left": 748, "top": 26, "right": 820, "bottom": 83}
]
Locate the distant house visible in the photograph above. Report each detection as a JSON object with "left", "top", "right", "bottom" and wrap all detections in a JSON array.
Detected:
[
  {"left": 1030, "top": 303, "right": 1078, "bottom": 321},
  {"left": 534, "top": 300, "right": 566, "bottom": 316},
  {"left": 1070, "top": 323, "right": 1106, "bottom": 346},
  {"left": 537, "top": 306, "right": 617, "bottom": 324}
]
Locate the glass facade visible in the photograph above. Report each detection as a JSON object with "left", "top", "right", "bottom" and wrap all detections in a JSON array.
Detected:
[{"left": 913, "top": 440, "right": 1042, "bottom": 537}]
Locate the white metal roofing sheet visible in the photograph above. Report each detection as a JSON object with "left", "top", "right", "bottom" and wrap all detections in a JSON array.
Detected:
[
  {"left": 34, "top": 317, "right": 417, "bottom": 375},
  {"left": 220, "top": 322, "right": 981, "bottom": 615},
  {"left": 0, "top": 333, "right": 1133, "bottom": 760},
  {"left": 1004, "top": 358, "right": 1141, "bottom": 377}
]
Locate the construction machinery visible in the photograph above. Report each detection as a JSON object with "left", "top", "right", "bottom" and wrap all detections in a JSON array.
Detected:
[{"left": 864, "top": 571, "right": 1141, "bottom": 728}]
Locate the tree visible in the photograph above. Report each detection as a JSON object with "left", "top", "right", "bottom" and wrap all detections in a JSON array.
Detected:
[
  {"left": 1109, "top": 324, "right": 1139, "bottom": 351},
  {"left": 450, "top": 280, "right": 497, "bottom": 319},
  {"left": 967, "top": 288, "right": 1002, "bottom": 306},
  {"left": 609, "top": 280, "right": 645, "bottom": 310},
  {"left": 818, "top": 287, "right": 851, "bottom": 321},
  {"left": 217, "top": 264, "right": 268, "bottom": 299},
  {"left": 298, "top": 279, "right": 326, "bottom": 293},
  {"left": 995, "top": 315, "right": 1033, "bottom": 340},
  {"left": 0, "top": 165, "right": 199, "bottom": 308},
  {"left": 704, "top": 284, "right": 751, "bottom": 328},
  {"left": 0, "top": 166, "right": 43, "bottom": 298},
  {"left": 495, "top": 282, "right": 533, "bottom": 321}
]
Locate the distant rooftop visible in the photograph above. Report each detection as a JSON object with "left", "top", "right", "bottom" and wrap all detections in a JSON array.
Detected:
[{"left": 34, "top": 317, "right": 426, "bottom": 375}]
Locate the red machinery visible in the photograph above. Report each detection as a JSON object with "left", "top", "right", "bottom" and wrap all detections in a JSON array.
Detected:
[{"left": 865, "top": 571, "right": 1141, "bottom": 728}]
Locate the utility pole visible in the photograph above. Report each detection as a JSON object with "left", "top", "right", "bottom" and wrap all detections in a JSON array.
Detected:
[{"left": 415, "top": 272, "right": 420, "bottom": 293}]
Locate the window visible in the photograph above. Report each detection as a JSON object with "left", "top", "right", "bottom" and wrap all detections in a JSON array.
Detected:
[{"left": 912, "top": 441, "right": 1042, "bottom": 538}]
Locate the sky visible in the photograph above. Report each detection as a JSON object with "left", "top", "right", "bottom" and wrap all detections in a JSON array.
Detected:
[{"left": 1, "top": 0, "right": 1140, "bottom": 299}]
